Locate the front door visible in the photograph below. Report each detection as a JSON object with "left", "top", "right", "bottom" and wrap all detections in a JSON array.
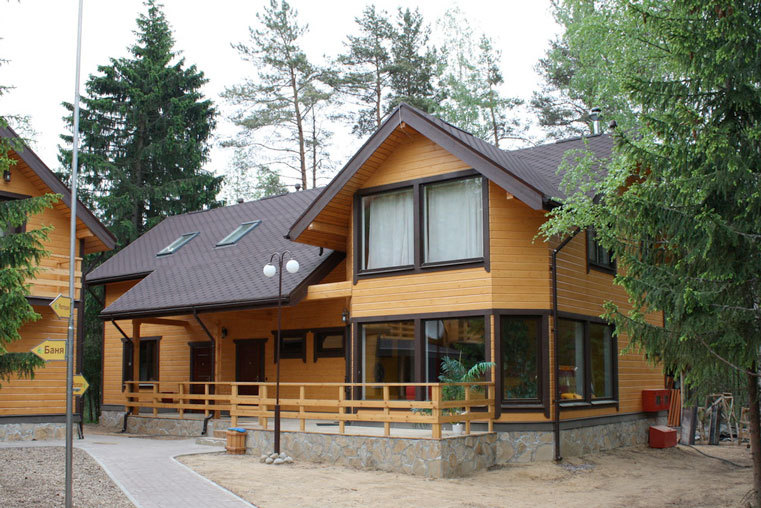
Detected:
[
  {"left": 189, "top": 343, "right": 213, "bottom": 411},
  {"left": 235, "top": 339, "right": 265, "bottom": 396}
]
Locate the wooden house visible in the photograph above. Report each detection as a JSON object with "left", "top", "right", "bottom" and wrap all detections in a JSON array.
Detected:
[
  {"left": 91, "top": 104, "right": 665, "bottom": 463},
  {"left": 0, "top": 126, "right": 115, "bottom": 440}
]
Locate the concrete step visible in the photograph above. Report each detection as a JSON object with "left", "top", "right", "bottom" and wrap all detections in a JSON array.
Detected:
[{"left": 196, "top": 436, "right": 225, "bottom": 447}]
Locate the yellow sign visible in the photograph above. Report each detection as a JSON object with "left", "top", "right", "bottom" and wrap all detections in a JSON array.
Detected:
[
  {"left": 72, "top": 375, "right": 89, "bottom": 396},
  {"left": 50, "top": 294, "right": 71, "bottom": 319},
  {"left": 31, "top": 339, "right": 66, "bottom": 361}
]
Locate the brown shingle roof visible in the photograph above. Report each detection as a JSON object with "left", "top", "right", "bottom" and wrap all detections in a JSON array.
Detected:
[{"left": 89, "top": 188, "right": 343, "bottom": 319}]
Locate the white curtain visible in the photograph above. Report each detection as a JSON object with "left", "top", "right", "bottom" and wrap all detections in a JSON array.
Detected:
[
  {"left": 424, "top": 178, "right": 483, "bottom": 263},
  {"left": 363, "top": 189, "right": 413, "bottom": 269}
]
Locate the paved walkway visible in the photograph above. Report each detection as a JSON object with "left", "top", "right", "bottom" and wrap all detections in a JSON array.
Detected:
[{"left": 0, "top": 433, "right": 254, "bottom": 508}]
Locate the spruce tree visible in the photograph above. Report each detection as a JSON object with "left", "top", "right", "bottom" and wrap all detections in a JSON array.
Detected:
[
  {"left": 539, "top": 1, "right": 761, "bottom": 502},
  {"left": 59, "top": 0, "right": 220, "bottom": 247},
  {"left": 223, "top": 0, "right": 332, "bottom": 190}
]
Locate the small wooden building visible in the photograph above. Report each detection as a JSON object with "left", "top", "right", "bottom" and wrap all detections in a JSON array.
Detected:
[
  {"left": 0, "top": 126, "right": 115, "bottom": 440},
  {"left": 93, "top": 104, "right": 665, "bottom": 460}
]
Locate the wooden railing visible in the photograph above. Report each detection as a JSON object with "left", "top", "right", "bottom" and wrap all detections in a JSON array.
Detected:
[
  {"left": 122, "top": 381, "right": 495, "bottom": 439},
  {"left": 27, "top": 254, "right": 82, "bottom": 299}
]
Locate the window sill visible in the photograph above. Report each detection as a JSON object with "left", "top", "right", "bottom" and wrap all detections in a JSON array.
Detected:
[
  {"left": 356, "top": 259, "right": 485, "bottom": 281},
  {"left": 559, "top": 400, "right": 618, "bottom": 410},
  {"left": 588, "top": 262, "right": 616, "bottom": 275},
  {"left": 500, "top": 402, "right": 546, "bottom": 412}
]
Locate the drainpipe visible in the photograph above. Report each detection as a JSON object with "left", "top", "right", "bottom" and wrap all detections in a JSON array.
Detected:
[{"left": 552, "top": 228, "right": 581, "bottom": 462}]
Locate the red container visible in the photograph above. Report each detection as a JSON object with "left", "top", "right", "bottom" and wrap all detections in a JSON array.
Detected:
[
  {"left": 649, "top": 425, "right": 677, "bottom": 448},
  {"left": 642, "top": 389, "right": 670, "bottom": 411}
]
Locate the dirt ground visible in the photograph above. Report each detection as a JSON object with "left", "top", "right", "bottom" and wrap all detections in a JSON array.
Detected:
[{"left": 179, "top": 443, "right": 753, "bottom": 508}]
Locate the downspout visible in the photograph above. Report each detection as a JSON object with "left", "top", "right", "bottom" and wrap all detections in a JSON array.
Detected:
[{"left": 552, "top": 228, "right": 581, "bottom": 462}]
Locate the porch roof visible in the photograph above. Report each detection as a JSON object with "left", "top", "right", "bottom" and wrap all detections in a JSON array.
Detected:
[{"left": 89, "top": 188, "right": 344, "bottom": 319}]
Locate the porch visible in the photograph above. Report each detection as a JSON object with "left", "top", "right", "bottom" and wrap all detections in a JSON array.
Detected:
[{"left": 121, "top": 380, "right": 496, "bottom": 439}]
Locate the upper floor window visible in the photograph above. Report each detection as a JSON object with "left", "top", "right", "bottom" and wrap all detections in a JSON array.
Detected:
[
  {"left": 587, "top": 228, "right": 615, "bottom": 272},
  {"left": 358, "top": 174, "right": 486, "bottom": 274},
  {"left": 0, "top": 195, "right": 26, "bottom": 236}
]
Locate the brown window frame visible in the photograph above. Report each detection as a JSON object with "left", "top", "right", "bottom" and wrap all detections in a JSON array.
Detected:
[
  {"left": 0, "top": 191, "right": 30, "bottom": 235},
  {"left": 353, "top": 170, "right": 490, "bottom": 282},
  {"left": 272, "top": 330, "right": 307, "bottom": 363},
  {"left": 586, "top": 228, "right": 616, "bottom": 274},
  {"left": 314, "top": 328, "right": 346, "bottom": 361},
  {"left": 121, "top": 336, "right": 161, "bottom": 389}
]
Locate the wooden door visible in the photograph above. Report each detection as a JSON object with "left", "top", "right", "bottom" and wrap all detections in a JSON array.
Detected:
[
  {"left": 189, "top": 342, "right": 213, "bottom": 412},
  {"left": 236, "top": 339, "right": 265, "bottom": 396}
]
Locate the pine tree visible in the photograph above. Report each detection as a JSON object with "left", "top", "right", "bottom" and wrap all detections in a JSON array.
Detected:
[
  {"left": 59, "top": 0, "right": 220, "bottom": 247},
  {"left": 435, "top": 9, "right": 526, "bottom": 148},
  {"left": 539, "top": 1, "right": 761, "bottom": 501},
  {"left": 387, "top": 8, "right": 439, "bottom": 112},
  {"left": 333, "top": 4, "right": 394, "bottom": 136},
  {"left": 223, "top": 0, "right": 332, "bottom": 190}
]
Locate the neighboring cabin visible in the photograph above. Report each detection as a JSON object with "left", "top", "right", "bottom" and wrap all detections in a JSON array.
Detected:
[
  {"left": 91, "top": 103, "right": 664, "bottom": 459},
  {"left": 0, "top": 126, "right": 115, "bottom": 440}
]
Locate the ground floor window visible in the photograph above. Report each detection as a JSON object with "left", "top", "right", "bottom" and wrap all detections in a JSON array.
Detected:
[
  {"left": 123, "top": 336, "right": 160, "bottom": 385},
  {"left": 424, "top": 317, "right": 485, "bottom": 382},
  {"left": 361, "top": 321, "right": 415, "bottom": 400},
  {"left": 557, "top": 318, "right": 616, "bottom": 402},
  {"left": 500, "top": 316, "right": 541, "bottom": 401}
]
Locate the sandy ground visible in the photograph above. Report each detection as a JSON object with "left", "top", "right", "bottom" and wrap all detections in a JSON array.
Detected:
[
  {"left": 179, "top": 444, "right": 754, "bottom": 508},
  {"left": 0, "top": 447, "right": 134, "bottom": 508}
]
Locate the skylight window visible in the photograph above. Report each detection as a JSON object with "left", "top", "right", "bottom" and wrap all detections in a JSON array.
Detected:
[
  {"left": 216, "top": 220, "right": 261, "bottom": 247},
  {"left": 157, "top": 232, "right": 199, "bottom": 256}
]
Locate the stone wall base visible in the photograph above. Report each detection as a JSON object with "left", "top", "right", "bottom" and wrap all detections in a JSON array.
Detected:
[
  {"left": 99, "top": 410, "right": 223, "bottom": 437},
  {"left": 0, "top": 422, "right": 66, "bottom": 441}
]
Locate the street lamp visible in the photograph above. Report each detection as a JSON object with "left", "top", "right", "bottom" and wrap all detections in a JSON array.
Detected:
[{"left": 263, "top": 251, "right": 299, "bottom": 455}]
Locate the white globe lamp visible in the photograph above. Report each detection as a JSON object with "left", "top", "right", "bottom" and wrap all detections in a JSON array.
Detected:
[
  {"left": 263, "top": 263, "right": 276, "bottom": 278},
  {"left": 285, "top": 259, "right": 300, "bottom": 274}
]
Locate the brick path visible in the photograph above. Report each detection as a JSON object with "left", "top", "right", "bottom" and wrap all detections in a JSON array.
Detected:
[{"left": 0, "top": 433, "right": 254, "bottom": 508}]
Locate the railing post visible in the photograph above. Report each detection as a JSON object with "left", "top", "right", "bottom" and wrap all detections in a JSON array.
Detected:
[
  {"left": 488, "top": 384, "right": 494, "bottom": 432},
  {"left": 178, "top": 383, "right": 185, "bottom": 418},
  {"left": 260, "top": 385, "right": 268, "bottom": 429},
  {"left": 204, "top": 383, "right": 210, "bottom": 418},
  {"left": 465, "top": 384, "right": 471, "bottom": 435},
  {"left": 432, "top": 384, "right": 442, "bottom": 439},
  {"left": 338, "top": 385, "right": 346, "bottom": 434},
  {"left": 383, "top": 385, "right": 390, "bottom": 437},
  {"left": 231, "top": 384, "right": 238, "bottom": 427},
  {"left": 299, "top": 385, "right": 306, "bottom": 432},
  {"left": 152, "top": 383, "right": 158, "bottom": 417}
]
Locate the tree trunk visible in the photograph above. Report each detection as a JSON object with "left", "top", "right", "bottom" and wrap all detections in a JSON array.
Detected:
[
  {"left": 311, "top": 111, "right": 317, "bottom": 189},
  {"left": 289, "top": 69, "right": 307, "bottom": 190},
  {"left": 375, "top": 64, "right": 382, "bottom": 129},
  {"left": 747, "top": 365, "right": 761, "bottom": 507}
]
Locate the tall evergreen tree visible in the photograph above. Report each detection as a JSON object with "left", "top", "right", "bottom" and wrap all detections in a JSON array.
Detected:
[
  {"left": 387, "top": 7, "right": 439, "bottom": 112},
  {"left": 539, "top": 1, "right": 761, "bottom": 502},
  {"left": 435, "top": 9, "right": 526, "bottom": 148},
  {"left": 223, "top": 0, "right": 332, "bottom": 190},
  {"left": 59, "top": 0, "right": 220, "bottom": 247},
  {"left": 333, "top": 5, "right": 394, "bottom": 136}
]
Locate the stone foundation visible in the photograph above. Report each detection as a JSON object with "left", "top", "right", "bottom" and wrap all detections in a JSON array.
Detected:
[
  {"left": 0, "top": 423, "right": 66, "bottom": 441},
  {"left": 559, "top": 412, "right": 667, "bottom": 457},
  {"left": 99, "top": 410, "right": 222, "bottom": 437}
]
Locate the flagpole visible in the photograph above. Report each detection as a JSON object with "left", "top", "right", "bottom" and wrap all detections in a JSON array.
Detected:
[{"left": 66, "top": 1, "right": 84, "bottom": 506}]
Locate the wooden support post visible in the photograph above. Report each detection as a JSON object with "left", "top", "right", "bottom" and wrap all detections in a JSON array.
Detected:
[
  {"left": 432, "top": 385, "right": 442, "bottom": 439},
  {"left": 131, "top": 321, "right": 141, "bottom": 416},
  {"left": 152, "top": 383, "right": 158, "bottom": 417},
  {"left": 231, "top": 384, "right": 238, "bottom": 427},
  {"left": 204, "top": 383, "right": 210, "bottom": 417},
  {"left": 260, "top": 385, "right": 268, "bottom": 429},
  {"left": 383, "top": 385, "right": 390, "bottom": 437},
  {"left": 465, "top": 386, "right": 471, "bottom": 435},
  {"left": 178, "top": 383, "right": 185, "bottom": 418},
  {"left": 487, "top": 385, "right": 494, "bottom": 432},
  {"left": 338, "top": 386, "right": 346, "bottom": 434},
  {"left": 299, "top": 385, "right": 306, "bottom": 432}
]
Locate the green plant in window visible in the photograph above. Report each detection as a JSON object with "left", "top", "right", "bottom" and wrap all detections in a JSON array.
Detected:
[{"left": 438, "top": 355, "right": 494, "bottom": 416}]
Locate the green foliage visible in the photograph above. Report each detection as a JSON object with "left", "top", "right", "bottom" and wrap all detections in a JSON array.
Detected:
[
  {"left": 59, "top": 0, "right": 221, "bottom": 248},
  {"left": 539, "top": 0, "right": 761, "bottom": 401},
  {"left": 438, "top": 356, "right": 495, "bottom": 416},
  {"left": 223, "top": 0, "right": 333, "bottom": 189},
  {"left": 435, "top": 8, "right": 526, "bottom": 148}
]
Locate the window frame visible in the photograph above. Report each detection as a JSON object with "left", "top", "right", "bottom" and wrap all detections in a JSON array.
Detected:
[
  {"left": 216, "top": 220, "right": 261, "bottom": 247},
  {"left": 586, "top": 228, "right": 616, "bottom": 274},
  {"left": 0, "top": 191, "right": 30, "bottom": 236},
  {"left": 353, "top": 170, "right": 490, "bottom": 281},
  {"left": 157, "top": 231, "right": 199, "bottom": 257},
  {"left": 313, "top": 327, "right": 346, "bottom": 361},
  {"left": 494, "top": 313, "right": 549, "bottom": 415},
  {"left": 121, "top": 336, "right": 161, "bottom": 389},
  {"left": 556, "top": 314, "right": 618, "bottom": 408},
  {"left": 272, "top": 330, "right": 307, "bottom": 363}
]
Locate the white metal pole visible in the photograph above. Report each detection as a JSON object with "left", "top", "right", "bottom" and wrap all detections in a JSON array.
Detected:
[{"left": 66, "top": 1, "right": 84, "bottom": 506}]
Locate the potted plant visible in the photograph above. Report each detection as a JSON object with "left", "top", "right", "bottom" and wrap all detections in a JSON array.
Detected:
[{"left": 438, "top": 356, "right": 495, "bottom": 435}]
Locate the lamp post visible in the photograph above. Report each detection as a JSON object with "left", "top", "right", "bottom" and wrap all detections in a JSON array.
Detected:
[{"left": 263, "top": 251, "right": 299, "bottom": 455}]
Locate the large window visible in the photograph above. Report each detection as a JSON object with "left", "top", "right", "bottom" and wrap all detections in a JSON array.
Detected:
[
  {"left": 557, "top": 318, "right": 616, "bottom": 402},
  {"left": 122, "top": 336, "right": 160, "bottom": 385},
  {"left": 423, "top": 177, "right": 483, "bottom": 263},
  {"left": 424, "top": 317, "right": 485, "bottom": 383},
  {"left": 361, "top": 321, "right": 415, "bottom": 400},
  {"left": 501, "top": 316, "right": 541, "bottom": 401},
  {"left": 358, "top": 174, "right": 486, "bottom": 275}
]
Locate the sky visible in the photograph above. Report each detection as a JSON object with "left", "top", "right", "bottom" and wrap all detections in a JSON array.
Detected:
[{"left": 0, "top": 0, "right": 560, "bottom": 190}]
